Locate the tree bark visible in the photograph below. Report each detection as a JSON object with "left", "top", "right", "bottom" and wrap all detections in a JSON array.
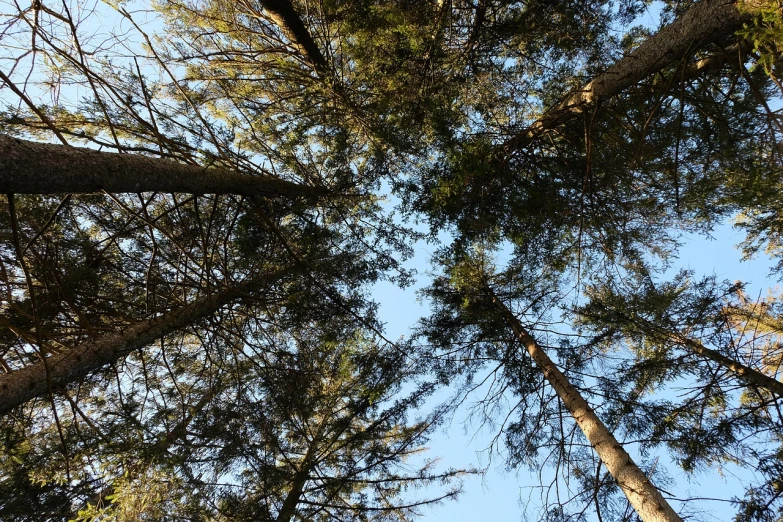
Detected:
[
  {"left": 276, "top": 461, "right": 313, "bottom": 522},
  {"left": 256, "top": 0, "right": 329, "bottom": 77},
  {"left": 501, "top": 0, "right": 765, "bottom": 155},
  {"left": 629, "top": 313, "right": 783, "bottom": 397},
  {"left": 487, "top": 289, "right": 683, "bottom": 522},
  {"left": 0, "top": 268, "right": 291, "bottom": 415},
  {"left": 676, "top": 334, "right": 783, "bottom": 396},
  {"left": 588, "top": 305, "right": 783, "bottom": 397},
  {"left": 0, "top": 134, "right": 327, "bottom": 198}
]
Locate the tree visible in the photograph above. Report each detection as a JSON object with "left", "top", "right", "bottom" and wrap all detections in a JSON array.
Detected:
[
  {"left": 409, "top": 2, "right": 780, "bottom": 516},
  {"left": 0, "top": 1, "right": 431, "bottom": 519},
  {"left": 0, "top": 261, "right": 291, "bottom": 414},
  {"left": 207, "top": 331, "right": 465, "bottom": 522},
  {"left": 500, "top": 0, "right": 767, "bottom": 156},
  {"left": 418, "top": 247, "right": 686, "bottom": 521},
  {"left": 0, "top": 323, "right": 466, "bottom": 521},
  {"left": 575, "top": 272, "right": 783, "bottom": 520}
]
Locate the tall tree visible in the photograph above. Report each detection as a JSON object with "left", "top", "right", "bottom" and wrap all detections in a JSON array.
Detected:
[
  {"left": 0, "top": 135, "right": 329, "bottom": 199},
  {"left": 575, "top": 272, "right": 783, "bottom": 520},
  {"left": 500, "top": 0, "right": 772, "bottom": 156},
  {"left": 420, "top": 249, "right": 682, "bottom": 521},
  {"left": 0, "top": 325, "right": 467, "bottom": 521}
]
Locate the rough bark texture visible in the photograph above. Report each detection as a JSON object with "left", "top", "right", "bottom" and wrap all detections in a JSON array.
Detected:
[
  {"left": 0, "top": 268, "right": 290, "bottom": 415},
  {"left": 257, "top": 0, "right": 329, "bottom": 76},
  {"left": 502, "top": 0, "right": 764, "bottom": 154},
  {"left": 488, "top": 290, "right": 683, "bottom": 522},
  {"left": 0, "top": 134, "right": 326, "bottom": 198}
]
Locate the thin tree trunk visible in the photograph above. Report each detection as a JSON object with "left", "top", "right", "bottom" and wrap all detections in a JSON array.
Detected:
[
  {"left": 256, "top": 0, "right": 329, "bottom": 77},
  {"left": 155, "top": 382, "right": 224, "bottom": 451},
  {"left": 275, "top": 420, "right": 326, "bottom": 522},
  {"left": 276, "top": 464, "right": 313, "bottom": 522},
  {"left": 678, "top": 40, "right": 749, "bottom": 80},
  {"left": 501, "top": 0, "right": 766, "bottom": 155},
  {"left": 0, "top": 268, "right": 291, "bottom": 415},
  {"left": 248, "top": 0, "right": 388, "bottom": 143},
  {"left": 487, "top": 288, "right": 682, "bottom": 522},
  {"left": 628, "top": 313, "right": 783, "bottom": 397},
  {"left": 676, "top": 334, "right": 783, "bottom": 396},
  {"left": 0, "top": 134, "right": 326, "bottom": 198},
  {"left": 70, "top": 385, "right": 223, "bottom": 517},
  {"left": 586, "top": 305, "right": 783, "bottom": 397}
]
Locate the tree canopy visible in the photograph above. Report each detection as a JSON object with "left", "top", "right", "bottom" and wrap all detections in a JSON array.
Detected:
[{"left": 0, "top": 0, "right": 782, "bottom": 520}]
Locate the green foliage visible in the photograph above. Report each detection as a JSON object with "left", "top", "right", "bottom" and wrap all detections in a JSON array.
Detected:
[{"left": 738, "top": 0, "right": 783, "bottom": 75}]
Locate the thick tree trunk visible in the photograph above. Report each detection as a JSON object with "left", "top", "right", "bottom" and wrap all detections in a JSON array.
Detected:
[
  {"left": 502, "top": 0, "right": 765, "bottom": 155},
  {"left": 0, "top": 134, "right": 326, "bottom": 198},
  {"left": 487, "top": 289, "right": 682, "bottom": 522},
  {"left": 0, "top": 268, "right": 290, "bottom": 415}
]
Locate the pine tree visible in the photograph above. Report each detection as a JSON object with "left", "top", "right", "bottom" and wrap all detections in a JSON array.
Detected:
[{"left": 0, "top": 325, "right": 466, "bottom": 521}]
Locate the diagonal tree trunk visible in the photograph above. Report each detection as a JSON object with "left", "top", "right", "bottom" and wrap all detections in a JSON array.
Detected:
[
  {"left": 501, "top": 0, "right": 766, "bottom": 156},
  {"left": 0, "top": 134, "right": 327, "bottom": 198},
  {"left": 580, "top": 301, "right": 783, "bottom": 397},
  {"left": 275, "top": 414, "right": 329, "bottom": 522},
  {"left": 485, "top": 287, "right": 683, "bottom": 522},
  {"left": 0, "top": 267, "right": 292, "bottom": 415},
  {"left": 255, "top": 0, "right": 329, "bottom": 77},
  {"left": 70, "top": 384, "right": 225, "bottom": 517},
  {"left": 612, "top": 310, "right": 783, "bottom": 397},
  {"left": 675, "top": 333, "right": 783, "bottom": 396},
  {"left": 275, "top": 440, "right": 319, "bottom": 522}
]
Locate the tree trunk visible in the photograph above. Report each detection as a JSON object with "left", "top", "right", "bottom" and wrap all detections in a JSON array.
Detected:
[
  {"left": 69, "top": 385, "right": 222, "bottom": 517},
  {"left": 256, "top": 0, "right": 329, "bottom": 76},
  {"left": 155, "top": 383, "right": 224, "bottom": 451},
  {"left": 276, "top": 465, "right": 312, "bottom": 522},
  {"left": 0, "top": 134, "right": 326, "bottom": 198},
  {"left": 0, "top": 268, "right": 291, "bottom": 415},
  {"left": 592, "top": 306, "right": 783, "bottom": 397},
  {"left": 501, "top": 0, "right": 766, "bottom": 155},
  {"left": 487, "top": 289, "right": 683, "bottom": 522},
  {"left": 677, "top": 334, "right": 783, "bottom": 396},
  {"left": 275, "top": 420, "right": 325, "bottom": 522},
  {"left": 633, "top": 317, "right": 783, "bottom": 396}
]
